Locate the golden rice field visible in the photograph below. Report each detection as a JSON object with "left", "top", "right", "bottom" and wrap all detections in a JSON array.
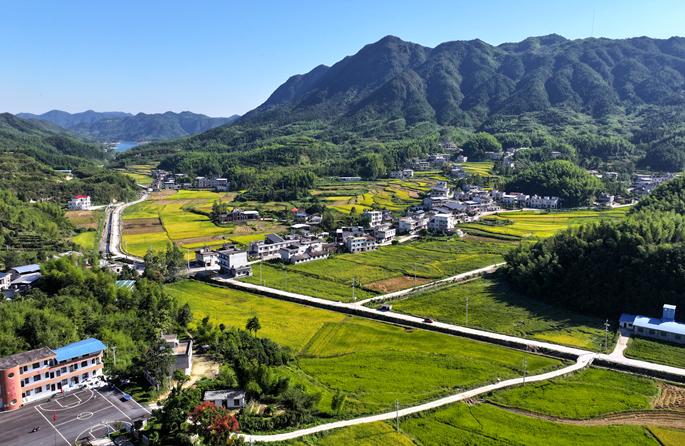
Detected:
[
  {"left": 460, "top": 161, "right": 496, "bottom": 175},
  {"left": 460, "top": 208, "right": 629, "bottom": 240}
]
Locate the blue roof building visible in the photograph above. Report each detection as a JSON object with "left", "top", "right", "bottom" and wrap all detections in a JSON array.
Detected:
[
  {"left": 53, "top": 338, "right": 107, "bottom": 363},
  {"left": 9, "top": 264, "right": 40, "bottom": 280},
  {"left": 619, "top": 304, "right": 685, "bottom": 344}
]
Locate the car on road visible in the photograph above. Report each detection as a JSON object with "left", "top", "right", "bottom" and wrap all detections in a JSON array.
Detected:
[{"left": 423, "top": 317, "right": 434, "bottom": 323}]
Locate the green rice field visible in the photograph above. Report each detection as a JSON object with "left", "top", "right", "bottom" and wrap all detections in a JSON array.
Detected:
[
  {"left": 72, "top": 231, "right": 97, "bottom": 250},
  {"left": 402, "top": 403, "right": 658, "bottom": 446},
  {"left": 624, "top": 336, "right": 685, "bottom": 369},
  {"left": 487, "top": 368, "right": 657, "bottom": 418},
  {"left": 165, "top": 280, "right": 561, "bottom": 415},
  {"left": 384, "top": 275, "right": 616, "bottom": 350}
]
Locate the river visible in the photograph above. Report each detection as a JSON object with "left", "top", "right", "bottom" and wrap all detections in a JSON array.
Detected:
[{"left": 114, "top": 141, "right": 139, "bottom": 152}]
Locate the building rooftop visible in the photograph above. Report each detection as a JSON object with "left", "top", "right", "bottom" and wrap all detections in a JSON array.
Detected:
[
  {"left": 632, "top": 315, "right": 685, "bottom": 336},
  {"left": 0, "top": 347, "right": 56, "bottom": 370},
  {"left": 265, "top": 234, "right": 285, "bottom": 244},
  {"left": 10, "top": 273, "right": 41, "bottom": 285},
  {"left": 115, "top": 280, "right": 136, "bottom": 290},
  {"left": 11, "top": 264, "right": 41, "bottom": 275},
  {"left": 53, "top": 338, "right": 106, "bottom": 362},
  {"left": 204, "top": 389, "right": 246, "bottom": 401}
]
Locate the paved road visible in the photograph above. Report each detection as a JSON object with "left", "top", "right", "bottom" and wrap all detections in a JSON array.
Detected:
[
  {"left": 244, "top": 353, "right": 595, "bottom": 442},
  {"left": 0, "top": 387, "right": 150, "bottom": 446},
  {"left": 109, "top": 192, "right": 148, "bottom": 263}
]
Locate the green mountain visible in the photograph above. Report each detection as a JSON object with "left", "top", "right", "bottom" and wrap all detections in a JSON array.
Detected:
[
  {"left": 68, "top": 111, "right": 240, "bottom": 141},
  {"left": 16, "top": 109, "right": 133, "bottom": 127},
  {"left": 0, "top": 113, "right": 106, "bottom": 167}
]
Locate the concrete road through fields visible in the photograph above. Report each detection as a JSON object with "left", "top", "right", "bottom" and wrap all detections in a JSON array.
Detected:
[{"left": 0, "top": 387, "right": 150, "bottom": 446}]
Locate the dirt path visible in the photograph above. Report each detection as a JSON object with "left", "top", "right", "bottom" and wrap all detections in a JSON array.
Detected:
[{"left": 487, "top": 403, "right": 685, "bottom": 430}]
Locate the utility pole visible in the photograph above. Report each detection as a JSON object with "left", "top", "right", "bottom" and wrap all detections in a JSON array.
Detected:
[
  {"left": 260, "top": 262, "right": 262, "bottom": 285},
  {"left": 603, "top": 319, "right": 610, "bottom": 353},
  {"left": 414, "top": 264, "right": 417, "bottom": 286},
  {"left": 284, "top": 270, "right": 287, "bottom": 290},
  {"left": 352, "top": 277, "right": 356, "bottom": 302},
  {"left": 522, "top": 358, "right": 527, "bottom": 386},
  {"left": 187, "top": 249, "right": 190, "bottom": 270},
  {"left": 465, "top": 298, "right": 469, "bottom": 325},
  {"left": 395, "top": 399, "right": 400, "bottom": 433},
  {"left": 112, "top": 346, "right": 117, "bottom": 366}
]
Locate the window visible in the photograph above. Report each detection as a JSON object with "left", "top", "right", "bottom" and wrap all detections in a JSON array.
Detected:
[
  {"left": 35, "top": 386, "right": 42, "bottom": 394},
  {"left": 20, "top": 381, "right": 24, "bottom": 388},
  {"left": 661, "top": 331, "right": 668, "bottom": 337},
  {"left": 32, "top": 363, "right": 39, "bottom": 369},
  {"left": 44, "top": 360, "right": 49, "bottom": 366},
  {"left": 649, "top": 329, "right": 656, "bottom": 335},
  {"left": 45, "top": 372, "right": 49, "bottom": 379},
  {"left": 234, "top": 398, "right": 240, "bottom": 407},
  {"left": 82, "top": 373, "right": 89, "bottom": 380},
  {"left": 33, "top": 375, "right": 41, "bottom": 382},
  {"left": 81, "top": 361, "right": 87, "bottom": 367},
  {"left": 638, "top": 327, "right": 644, "bottom": 333},
  {"left": 11, "top": 399, "right": 17, "bottom": 405},
  {"left": 62, "top": 379, "right": 68, "bottom": 385},
  {"left": 676, "top": 334, "right": 682, "bottom": 340},
  {"left": 61, "top": 367, "right": 66, "bottom": 373},
  {"left": 8, "top": 372, "right": 14, "bottom": 379}
]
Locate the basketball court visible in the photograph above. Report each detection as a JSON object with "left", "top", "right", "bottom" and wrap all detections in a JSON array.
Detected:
[{"left": 0, "top": 386, "right": 150, "bottom": 445}]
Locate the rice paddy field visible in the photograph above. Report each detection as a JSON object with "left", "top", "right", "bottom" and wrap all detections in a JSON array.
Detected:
[
  {"left": 459, "top": 161, "right": 496, "bottom": 175},
  {"left": 72, "top": 231, "right": 97, "bottom": 250},
  {"left": 282, "top": 422, "right": 414, "bottom": 446},
  {"left": 384, "top": 275, "right": 616, "bottom": 351},
  {"left": 242, "top": 239, "right": 507, "bottom": 302},
  {"left": 166, "top": 280, "right": 562, "bottom": 415},
  {"left": 459, "top": 208, "right": 629, "bottom": 240},
  {"left": 401, "top": 403, "right": 658, "bottom": 446},
  {"left": 65, "top": 209, "right": 102, "bottom": 229},
  {"left": 121, "top": 191, "right": 285, "bottom": 258},
  {"left": 624, "top": 336, "right": 685, "bottom": 369},
  {"left": 487, "top": 368, "right": 658, "bottom": 418}
]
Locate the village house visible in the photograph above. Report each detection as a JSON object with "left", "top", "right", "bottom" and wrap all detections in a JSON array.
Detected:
[
  {"left": 203, "top": 389, "right": 246, "bottom": 410},
  {"left": 596, "top": 193, "right": 615, "bottom": 206},
  {"left": 0, "top": 338, "right": 106, "bottom": 411},
  {"left": 335, "top": 226, "right": 366, "bottom": 244},
  {"left": 390, "top": 169, "right": 414, "bottom": 179},
  {"left": 398, "top": 215, "right": 429, "bottom": 234},
  {"left": 280, "top": 238, "right": 330, "bottom": 264},
  {"left": 0, "top": 272, "right": 11, "bottom": 290},
  {"left": 369, "top": 223, "right": 396, "bottom": 244},
  {"left": 344, "top": 235, "right": 378, "bottom": 253},
  {"left": 620, "top": 305, "right": 685, "bottom": 344},
  {"left": 196, "top": 176, "right": 229, "bottom": 188},
  {"left": 220, "top": 209, "right": 260, "bottom": 223},
  {"left": 249, "top": 234, "right": 302, "bottom": 259},
  {"left": 195, "top": 245, "right": 219, "bottom": 267},
  {"left": 456, "top": 155, "right": 468, "bottom": 163},
  {"left": 160, "top": 333, "right": 193, "bottom": 376},
  {"left": 68, "top": 195, "right": 91, "bottom": 210},
  {"left": 217, "top": 245, "right": 252, "bottom": 278},
  {"left": 338, "top": 176, "right": 361, "bottom": 182},
  {"left": 427, "top": 213, "right": 459, "bottom": 232},
  {"left": 527, "top": 195, "right": 560, "bottom": 209},
  {"left": 362, "top": 209, "right": 383, "bottom": 227}
]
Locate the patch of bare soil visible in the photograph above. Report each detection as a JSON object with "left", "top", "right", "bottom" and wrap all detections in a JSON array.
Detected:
[
  {"left": 175, "top": 235, "right": 228, "bottom": 246},
  {"left": 654, "top": 383, "right": 685, "bottom": 411},
  {"left": 149, "top": 190, "right": 177, "bottom": 199},
  {"left": 183, "top": 354, "right": 221, "bottom": 389},
  {"left": 123, "top": 218, "right": 165, "bottom": 235},
  {"left": 366, "top": 276, "right": 431, "bottom": 293},
  {"left": 488, "top": 403, "right": 685, "bottom": 430}
]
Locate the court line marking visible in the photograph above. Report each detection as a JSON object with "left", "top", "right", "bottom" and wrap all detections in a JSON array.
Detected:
[
  {"left": 34, "top": 406, "right": 70, "bottom": 446},
  {"left": 96, "top": 389, "right": 131, "bottom": 420},
  {"left": 54, "top": 407, "right": 110, "bottom": 428}
]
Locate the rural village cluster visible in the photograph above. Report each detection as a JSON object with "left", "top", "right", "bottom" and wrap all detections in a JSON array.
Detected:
[{"left": 1, "top": 141, "right": 683, "bottom": 446}]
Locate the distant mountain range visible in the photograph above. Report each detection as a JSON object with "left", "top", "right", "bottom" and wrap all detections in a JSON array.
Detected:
[
  {"left": 16, "top": 110, "right": 240, "bottom": 142},
  {"left": 17, "top": 110, "right": 133, "bottom": 128}
]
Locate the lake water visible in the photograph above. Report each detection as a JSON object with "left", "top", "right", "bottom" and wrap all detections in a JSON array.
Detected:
[{"left": 115, "top": 141, "right": 138, "bottom": 152}]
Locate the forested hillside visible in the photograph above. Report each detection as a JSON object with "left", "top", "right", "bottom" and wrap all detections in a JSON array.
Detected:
[
  {"left": 504, "top": 176, "right": 685, "bottom": 321},
  {"left": 0, "top": 113, "right": 107, "bottom": 165},
  {"left": 16, "top": 110, "right": 133, "bottom": 127}
]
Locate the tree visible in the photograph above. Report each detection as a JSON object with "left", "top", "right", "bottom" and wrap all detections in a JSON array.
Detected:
[
  {"left": 331, "top": 389, "right": 347, "bottom": 415},
  {"left": 177, "top": 303, "right": 193, "bottom": 328},
  {"left": 245, "top": 316, "right": 262, "bottom": 337},
  {"left": 173, "top": 369, "right": 190, "bottom": 386},
  {"left": 145, "top": 338, "right": 176, "bottom": 385},
  {"left": 461, "top": 133, "right": 502, "bottom": 160},
  {"left": 188, "top": 402, "right": 243, "bottom": 445}
]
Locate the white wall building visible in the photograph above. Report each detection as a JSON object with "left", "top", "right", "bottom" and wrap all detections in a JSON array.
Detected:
[
  {"left": 428, "top": 213, "right": 458, "bottom": 232},
  {"left": 68, "top": 195, "right": 91, "bottom": 210},
  {"left": 363, "top": 210, "right": 383, "bottom": 227}
]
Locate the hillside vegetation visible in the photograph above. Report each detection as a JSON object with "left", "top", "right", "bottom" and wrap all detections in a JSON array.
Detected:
[{"left": 504, "top": 176, "right": 685, "bottom": 319}]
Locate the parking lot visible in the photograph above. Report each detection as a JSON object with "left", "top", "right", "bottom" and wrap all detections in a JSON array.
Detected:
[{"left": 0, "top": 386, "right": 150, "bottom": 446}]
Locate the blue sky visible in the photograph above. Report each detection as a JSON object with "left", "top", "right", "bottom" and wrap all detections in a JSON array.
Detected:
[{"left": 1, "top": 0, "right": 683, "bottom": 117}]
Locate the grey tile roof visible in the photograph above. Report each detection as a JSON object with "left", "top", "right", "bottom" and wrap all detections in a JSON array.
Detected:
[{"left": 0, "top": 347, "right": 55, "bottom": 370}]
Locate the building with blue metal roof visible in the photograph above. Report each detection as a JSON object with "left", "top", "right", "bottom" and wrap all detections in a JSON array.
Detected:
[
  {"left": 9, "top": 264, "right": 41, "bottom": 280},
  {"left": 53, "top": 338, "right": 107, "bottom": 363},
  {"left": 619, "top": 304, "right": 685, "bottom": 344}
]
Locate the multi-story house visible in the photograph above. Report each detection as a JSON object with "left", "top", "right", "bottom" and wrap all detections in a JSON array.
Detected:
[
  {"left": 344, "top": 235, "right": 377, "bottom": 253},
  {"left": 0, "top": 339, "right": 106, "bottom": 411},
  {"left": 217, "top": 245, "right": 252, "bottom": 278},
  {"left": 362, "top": 210, "right": 383, "bottom": 227},
  {"left": 68, "top": 195, "right": 91, "bottom": 210},
  {"left": 427, "top": 213, "right": 458, "bottom": 232}
]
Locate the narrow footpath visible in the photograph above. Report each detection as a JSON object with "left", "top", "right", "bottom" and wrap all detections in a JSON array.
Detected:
[{"left": 244, "top": 354, "right": 595, "bottom": 442}]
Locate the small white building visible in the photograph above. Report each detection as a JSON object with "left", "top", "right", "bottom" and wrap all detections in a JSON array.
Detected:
[
  {"left": 372, "top": 224, "right": 396, "bottom": 244},
  {"left": 528, "top": 195, "right": 559, "bottom": 209},
  {"left": 338, "top": 177, "right": 361, "bottom": 182},
  {"left": 68, "top": 195, "right": 91, "bottom": 210},
  {"left": 217, "top": 246, "right": 252, "bottom": 278},
  {"left": 195, "top": 246, "right": 219, "bottom": 267},
  {"left": 203, "top": 389, "right": 246, "bottom": 410}
]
